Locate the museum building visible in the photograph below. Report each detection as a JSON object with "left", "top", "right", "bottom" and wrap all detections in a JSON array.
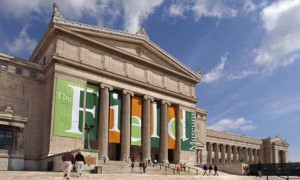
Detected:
[{"left": 0, "top": 4, "right": 288, "bottom": 171}]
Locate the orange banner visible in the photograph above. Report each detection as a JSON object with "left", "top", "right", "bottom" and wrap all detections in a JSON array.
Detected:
[{"left": 168, "top": 106, "right": 176, "bottom": 149}]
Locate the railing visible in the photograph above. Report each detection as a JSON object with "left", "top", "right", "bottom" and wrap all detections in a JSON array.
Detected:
[
  {"left": 249, "top": 163, "right": 300, "bottom": 179},
  {"left": 153, "top": 162, "right": 199, "bottom": 175}
]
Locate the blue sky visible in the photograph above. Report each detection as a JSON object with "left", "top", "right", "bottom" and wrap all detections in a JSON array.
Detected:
[{"left": 0, "top": 0, "right": 299, "bottom": 161}]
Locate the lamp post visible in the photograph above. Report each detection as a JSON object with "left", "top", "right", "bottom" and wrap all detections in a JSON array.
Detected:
[{"left": 84, "top": 123, "right": 94, "bottom": 150}]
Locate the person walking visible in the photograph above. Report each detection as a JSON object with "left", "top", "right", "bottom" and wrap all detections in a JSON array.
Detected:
[
  {"left": 214, "top": 165, "right": 219, "bottom": 176},
  {"left": 257, "top": 162, "right": 262, "bottom": 177},
  {"left": 62, "top": 151, "right": 75, "bottom": 180},
  {"left": 203, "top": 164, "right": 209, "bottom": 176},
  {"left": 123, "top": 153, "right": 127, "bottom": 162},
  {"left": 148, "top": 156, "right": 152, "bottom": 165},
  {"left": 139, "top": 161, "right": 143, "bottom": 173},
  {"left": 75, "top": 151, "right": 86, "bottom": 177},
  {"left": 142, "top": 161, "right": 147, "bottom": 173},
  {"left": 208, "top": 165, "right": 213, "bottom": 176},
  {"left": 102, "top": 155, "right": 107, "bottom": 164},
  {"left": 176, "top": 164, "right": 181, "bottom": 175},
  {"left": 131, "top": 155, "right": 135, "bottom": 163},
  {"left": 131, "top": 161, "right": 135, "bottom": 172},
  {"left": 182, "top": 163, "right": 186, "bottom": 172}
]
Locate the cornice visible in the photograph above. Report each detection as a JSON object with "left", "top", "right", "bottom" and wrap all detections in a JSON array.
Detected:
[
  {"left": 0, "top": 53, "right": 44, "bottom": 72},
  {"left": 207, "top": 129, "right": 262, "bottom": 145}
]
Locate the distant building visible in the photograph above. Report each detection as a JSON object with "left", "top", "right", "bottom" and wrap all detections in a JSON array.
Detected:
[
  {"left": 202, "top": 129, "right": 288, "bottom": 165},
  {"left": 0, "top": 4, "right": 288, "bottom": 171}
]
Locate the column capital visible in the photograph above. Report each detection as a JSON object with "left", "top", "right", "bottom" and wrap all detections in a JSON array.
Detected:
[
  {"left": 161, "top": 100, "right": 171, "bottom": 105},
  {"left": 100, "top": 83, "right": 113, "bottom": 90},
  {"left": 144, "top": 95, "right": 154, "bottom": 101},
  {"left": 123, "top": 89, "right": 134, "bottom": 96}
]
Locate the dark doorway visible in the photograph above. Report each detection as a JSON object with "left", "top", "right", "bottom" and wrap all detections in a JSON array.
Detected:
[
  {"left": 168, "top": 149, "right": 174, "bottom": 162},
  {"left": 155, "top": 154, "right": 159, "bottom": 162},
  {"left": 116, "top": 143, "right": 121, "bottom": 160}
]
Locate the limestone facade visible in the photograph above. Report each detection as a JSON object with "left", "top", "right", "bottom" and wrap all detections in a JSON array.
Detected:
[
  {"left": 0, "top": 4, "right": 288, "bottom": 171},
  {"left": 204, "top": 129, "right": 288, "bottom": 165}
]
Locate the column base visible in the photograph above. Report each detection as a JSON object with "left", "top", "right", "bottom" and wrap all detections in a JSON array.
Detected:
[{"left": 161, "top": 160, "right": 169, "bottom": 164}]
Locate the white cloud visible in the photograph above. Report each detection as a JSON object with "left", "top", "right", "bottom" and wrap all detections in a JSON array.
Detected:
[
  {"left": 0, "top": 0, "right": 45, "bottom": 19},
  {"left": 192, "top": 0, "right": 238, "bottom": 20},
  {"left": 169, "top": 3, "right": 186, "bottom": 17},
  {"left": 227, "top": 69, "right": 259, "bottom": 80},
  {"left": 208, "top": 118, "right": 256, "bottom": 131},
  {"left": 5, "top": 28, "right": 37, "bottom": 56},
  {"left": 166, "top": 0, "right": 238, "bottom": 20},
  {"left": 261, "top": 96, "right": 300, "bottom": 118},
  {"left": 122, "top": 0, "right": 163, "bottom": 33},
  {"left": 243, "top": 0, "right": 257, "bottom": 12},
  {"left": 254, "top": 0, "right": 300, "bottom": 68},
  {"left": 0, "top": 0, "right": 164, "bottom": 34},
  {"left": 202, "top": 54, "right": 227, "bottom": 83}
]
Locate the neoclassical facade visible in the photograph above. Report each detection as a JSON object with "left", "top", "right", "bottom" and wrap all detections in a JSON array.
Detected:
[
  {"left": 205, "top": 130, "right": 288, "bottom": 165},
  {"left": 0, "top": 4, "right": 288, "bottom": 171}
]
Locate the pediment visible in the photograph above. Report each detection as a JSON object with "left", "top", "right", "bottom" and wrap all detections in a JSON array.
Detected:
[
  {"left": 271, "top": 136, "right": 289, "bottom": 147},
  {"left": 53, "top": 23, "right": 200, "bottom": 82},
  {"left": 85, "top": 35, "right": 179, "bottom": 72},
  {"left": 0, "top": 106, "right": 28, "bottom": 128}
]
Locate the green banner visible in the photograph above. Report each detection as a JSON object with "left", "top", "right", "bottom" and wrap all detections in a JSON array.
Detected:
[
  {"left": 181, "top": 111, "right": 196, "bottom": 151},
  {"left": 151, "top": 102, "right": 160, "bottom": 148},
  {"left": 84, "top": 84, "right": 99, "bottom": 141},
  {"left": 109, "top": 91, "right": 121, "bottom": 143},
  {"left": 53, "top": 78, "right": 85, "bottom": 138}
]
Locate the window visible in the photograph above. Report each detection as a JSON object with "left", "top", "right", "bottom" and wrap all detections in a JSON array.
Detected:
[
  {"left": 30, "top": 72, "right": 37, "bottom": 78},
  {"left": 42, "top": 56, "right": 46, "bottom": 65},
  {"left": 0, "top": 129, "right": 14, "bottom": 150},
  {"left": 1, "top": 64, "right": 8, "bottom": 71},
  {"left": 15, "top": 68, "right": 22, "bottom": 75}
]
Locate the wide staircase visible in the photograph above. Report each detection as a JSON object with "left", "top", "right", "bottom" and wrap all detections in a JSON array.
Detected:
[
  {"left": 80, "top": 160, "right": 258, "bottom": 179},
  {"left": 0, "top": 160, "right": 268, "bottom": 179}
]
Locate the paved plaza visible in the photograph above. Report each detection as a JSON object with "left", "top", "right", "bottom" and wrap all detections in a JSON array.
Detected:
[{"left": 0, "top": 171, "right": 291, "bottom": 180}]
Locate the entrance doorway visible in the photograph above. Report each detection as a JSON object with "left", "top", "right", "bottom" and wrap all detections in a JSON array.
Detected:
[{"left": 168, "top": 149, "right": 174, "bottom": 162}]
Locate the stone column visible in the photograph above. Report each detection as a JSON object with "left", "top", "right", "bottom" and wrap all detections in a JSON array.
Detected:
[
  {"left": 142, "top": 95, "right": 153, "bottom": 161},
  {"left": 174, "top": 104, "right": 181, "bottom": 163},
  {"left": 240, "top": 147, "right": 244, "bottom": 162},
  {"left": 121, "top": 90, "right": 134, "bottom": 160},
  {"left": 214, "top": 143, "right": 219, "bottom": 164},
  {"left": 221, "top": 144, "right": 226, "bottom": 164},
  {"left": 282, "top": 151, "right": 287, "bottom": 163},
  {"left": 207, "top": 142, "right": 212, "bottom": 165},
  {"left": 227, "top": 145, "right": 232, "bottom": 163},
  {"left": 253, "top": 149, "right": 257, "bottom": 163},
  {"left": 243, "top": 148, "right": 249, "bottom": 162},
  {"left": 160, "top": 100, "right": 170, "bottom": 163},
  {"left": 259, "top": 148, "right": 264, "bottom": 163},
  {"left": 249, "top": 148, "right": 253, "bottom": 164},
  {"left": 98, "top": 84, "right": 113, "bottom": 159},
  {"left": 233, "top": 146, "right": 237, "bottom": 163}
]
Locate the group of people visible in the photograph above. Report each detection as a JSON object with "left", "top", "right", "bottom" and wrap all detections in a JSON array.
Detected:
[
  {"left": 202, "top": 164, "right": 218, "bottom": 176},
  {"left": 130, "top": 155, "right": 149, "bottom": 173},
  {"left": 176, "top": 162, "right": 187, "bottom": 174},
  {"left": 62, "top": 151, "right": 86, "bottom": 180}
]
